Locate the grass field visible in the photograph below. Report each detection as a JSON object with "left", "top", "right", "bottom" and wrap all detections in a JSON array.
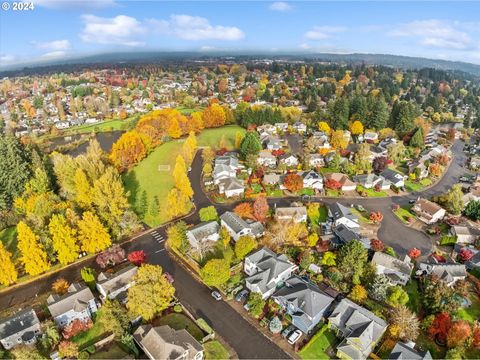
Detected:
[
  {"left": 62, "top": 116, "right": 136, "bottom": 135},
  {"left": 124, "top": 125, "right": 245, "bottom": 226},
  {"left": 318, "top": 205, "right": 328, "bottom": 222},
  {"left": 356, "top": 185, "right": 388, "bottom": 197},
  {"left": 71, "top": 313, "right": 107, "bottom": 349},
  {"left": 0, "top": 227, "right": 18, "bottom": 259},
  {"left": 393, "top": 206, "right": 416, "bottom": 224},
  {"left": 91, "top": 343, "right": 132, "bottom": 359},
  {"left": 299, "top": 328, "right": 336, "bottom": 360},
  {"left": 456, "top": 295, "right": 480, "bottom": 323},
  {"left": 405, "top": 178, "right": 433, "bottom": 192},
  {"left": 154, "top": 313, "right": 204, "bottom": 341},
  {"left": 204, "top": 340, "right": 230, "bottom": 360}
]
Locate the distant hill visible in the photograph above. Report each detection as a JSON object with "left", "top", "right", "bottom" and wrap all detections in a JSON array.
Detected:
[{"left": 1, "top": 51, "right": 480, "bottom": 77}]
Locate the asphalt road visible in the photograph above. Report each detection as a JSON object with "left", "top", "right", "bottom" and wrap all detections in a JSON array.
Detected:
[{"left": 0, "top": 139, "right": 469, "bottom": 359}]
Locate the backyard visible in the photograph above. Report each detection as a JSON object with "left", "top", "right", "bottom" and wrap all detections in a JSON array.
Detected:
[
  {"left": 204, "top": 340, "right": 230, "bottom": 359},
  {"left": 299, "top": 328, "right": 337, "bottom": 360},
  {"left": 456, "top": 294, "right": 480, "bottom": 322},
  {"left": 153, "top": 313, "right": 205, "bottom": 342},
  {"left": 123, "top": 125, "right": 245, "bottom": 226},
  {"left": 405, "top": 279, "right": 421, "bottom": 313}
]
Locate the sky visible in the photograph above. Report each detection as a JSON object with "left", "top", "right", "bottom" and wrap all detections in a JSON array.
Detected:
[{"left": 1, "top": 0, "right": 480, "bottom": 66}]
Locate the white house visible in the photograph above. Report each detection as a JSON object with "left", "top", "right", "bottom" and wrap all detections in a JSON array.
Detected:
[
  {"left": 279, "top": 154, "right": 299, "bottom": 167},
  {"left": 96, "top": 265, "right": 138, "bottom": 303},
  {"left": 293, "top": 122, "right": 307, "bottom": 134},
  {"left": 213, "top": 164, "right": 236, "bottom": 185},
  {"left": 371, "top": 252, "right": 413, "bottom": 286},
  {"left": 301, "top": 170, "right": 324, "bottom": 190},
  {"left": 412, "top": 198, "right": 446, "bottom": 224},
  {"left": 220, "top": 211, "right": 264, "bottom": 241},
  {"left": 324, "top": 173, "right": 357, "bottom": 192},
  {"left": 418, "top": 263, "right": 467, "bottom": 286},
  {"left": 451, "top": 225, "right": 480, "bottom": 245},
  {"left": 328, "top": 202, "right": 360, "bottom": 229},
  {"left": 0, "top": 308, "right": 41, "bottom": 350},
  {"left": 364, "top": 131, "right": 379, "bottom": 143},
  {"left": 257, "top": 150, "right": 277, "bottom": 168},
  {"left": 186, "top": 221, "right": 220, "bottom": 249},
  {"left": 307, "top": 154, "right": 325, "bottom": 168},
  {"left": 218, "top": 178, "right": 245, "bottom": 198},
  {"left": 380, "top": 169, "right": 406, "bottom": 188},
  {"left": 275, "top": 206, "right": 307, "bottom": 223}
]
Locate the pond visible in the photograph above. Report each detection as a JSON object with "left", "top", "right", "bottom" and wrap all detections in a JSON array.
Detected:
[{"left": 45, "top": 130, "right": 124, "bottom": 156}]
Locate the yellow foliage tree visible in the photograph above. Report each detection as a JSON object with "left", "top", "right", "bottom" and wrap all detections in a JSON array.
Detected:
[
  {"left": 182, "top": 131, "right": 197, "bottom": 165},
  {"left": 74, "top": 169, "right": 93, "bottom": 209},
  {"left": 202, "top": 103, "right": 226, "bottom": 128},
  {"left": 109, "top": 131, "right": 149, "bottom": 171},
  {"left": 190, "top": 112, "right": 204, "bottom": 132},
  {"left": 330, "top": 130, "right": 348, "bottom": 150},
  {"left": 78, "top": 212, "right": 111, "bottom": 254},
  {"left": 166, "top": 188, "right": 191, "bottom": 218},
  {"left": 17, "top": 221, "right": 50, "bottom": 276},
  {"left": 0, "top": 242, "right": 18, "bottom": 286},
  {"left": 235, "top": 132, "right": 244, "bottom": 149},
  {"left": 167, "top": 118, "right": 182, "bottom": 139},
  {"left": 49, "top": 214, "right": 79, "bottom": 265},
  {"left": 318, "top": 121, "right": 331, "bottom": 134},
  {"left": 350, "top": 120, "right": 364, "bottom": 136},
  {"left": 173, "top": 155, "right": 187, "bottom": 186}
]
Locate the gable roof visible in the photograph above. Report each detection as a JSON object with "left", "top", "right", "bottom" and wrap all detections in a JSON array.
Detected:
[
  {"left": 301, "top": 170, "right": 322, "bottom": 181},
  {"left": 187, "top": 221, "right": 220, "bottom": 243},
  {"left": 412, "top": 198, "right": 445, "bottom": 218},
  {"left": 419, "top": 262, "right": 467, "bottom": 282},
  {"left": 329, "top": 203, "right": 359, "bottom": 223},
  {"left": 389, "top": 342, "right": 432, "bottom": 360},
  {"left": 221, "top": 211, "right": 249, "bottom": 233},
  {"left": 47, "top": 283, "right": 95, "bottom": 318},
  {"left": 0, "top": 308, "right": 39, "bottom": 341},
  {"left": 219, "top": 177, "right": 244, "bottom": 191},
  {"left": 97, "top": 265, "right": 138, "bottom": 294},
  {"left": 372, "top": 252, "right": 413, "bottom": 277},
  {"left": 380, "top": 169, "right": 405, "bottom": 183},
  {"left": 275, "top": 206, "right": 307, "bottom": 219}
]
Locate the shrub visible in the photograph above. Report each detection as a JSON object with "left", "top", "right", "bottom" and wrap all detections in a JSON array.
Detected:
[
  {"left": 173, "top": 304, "right": 182, "bottom": 313},
  {"left": 62, "top": 319, "right": 93, "bottom": 339},
  {"left": 440, "top": 235, "right": 457, "bottom": 246},
  {"left": 127, "top": 250, "right": 146, "bottom": 266}
]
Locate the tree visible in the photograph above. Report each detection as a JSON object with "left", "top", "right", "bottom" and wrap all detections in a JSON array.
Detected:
[
  {"left": 283, "top": 173, "right": 303, "bottom": 193},
  {"left": 167, "top": 188, "right": 191, "bottom": 218},
  {"left": 52, "top": 278, "right": 69, "bottom": 295},
  {"left": 49, "top": 214, "right": 79, "bottom": 265},
  {"left": 38, "top": 321, "right": 60, "bottom": 353},
  {"left": 368, "top": 96, "right": 389, "bottom": 130},
  {"left": 389, "top": 305, "right": 420, "bottom": 342},
  {"left": 349, "top": 284, "right": 368, "bottom": 303},
  {"left": 182, "top": 131, "right": 197, "bottom": 165},
  {"left": 98, "top": 300, "right": 130, "bottom": 338},
  {"left": 423, "top": 276, "right": 460, "bottom": 314},
  {"left": 318, "top": 121, "right": 331, "bottom": 134},
  {"left": 447, "top": 321, "right": 472, "bottom": 349},
  {"left": 434, "top": 184, "right": 463, "bottom": 215},
  {"left": 110, "top": 131, "right": 149, "bottom": 171},
  {"left": 337, "top": 240, "right": 368, "bottom": 285},
  {"left": 173, "top": 155, "right": 187, "bottom": 186},
  {"left": 149, "top": 195, "right": 160, "bottom": 217},
  {"left": 388, "top": 142, "right": 407, "bottom": 165},
  {"left": 408, "top": 248, "right": 421, "bottom": 259},
  {"left": 17, "top": 221, "right": 50, "bottom": 276},
  {"left": 410, "top": 127, "right": 424, "bottom": 148},
  {"left": 200, "top": 258, "right": 230, "bottom": 287},
  {"left": 330, "top": 130, "right": 348, "bottom": 150},
  {"left": 173, "top": 169, "right": 193, "bottom": 199},
  {"left": 11, "top": 345, "right": 47, "bottom": 360},
  {"left": 458, "top": 248, "right": 474, "bottom": 262},
  {"left": 247, "top": 292, "right": 265, "bottom": 318},
  {"left": 62, "top": 319, "right": 93, "bottom": 339},
  {"left": 166, "top": 221, "right": 189, "bottom": 254},
  {"left": 78, "top": 212, "right": 111, "bottom": 254},
  {"left": 239, "top": 132, "right": 262, "bottom": 159},
  {"left": 428, "top": 312, "right": 452, "bottom": 343},
  {"left": 58, "top": 341, "right": 79, "bottom": 359},
  {"left": 321, "top": 251, "right": 336, "bottom": 266},
  {"left": 199, "top": 206, "right": 218, "bottom": 222},
  {"left": 354, "top": 143, "right": 372, "bottom": 173},
  {"left": 128, "top": 250, "right": 146, "bottom": 266},
  {"left": 369, "top": 211, "right": 384, "bottom": 224},
  {"left": 307, "top": 232, "right": 319, "bottom": 247},
  {"left": 73, "top": 168, "right": 93, "bottom": 209},
  {"left": 370, "top": 239, "right": 385, "bottom": 252},
  {"left": 202, "top": 103, "right": 226, "bottom": 128},
  {"left": 350, "top": 121, "right": 364, "bottom": 136},
  {"left": 0, "top": 242, "right": 17, "bottom": 286},
  {"left": 167, "top": 118, "right": 182, "bottom": 138},
  {"left": 391, "top": 101, "right": 417, "bottom": 136},
  {"left": 253, "top": 195, "right": 269, "bottom": 222},
  {"left": 81, "top": 267, "right": 95, "bottom": 289},
  {"left": 373, "top": 157, "right": 388, "bottom": 174},
  {"left": 235, "top": 131, "right": 244, "bottom": 149},
  {"left": 325, "top": 178, "right": 342, "bottom": 190},
  {"left": 235, "top": 235, "right": 257, "bottom": 260},
  {"left": 329, "top": 97, "right": 349, "bottom": 129},
  {"left": 464, "top": 200, "right": 480, "bottom": 220},
  {"left": 219, "top": 226, "right": 231, "bottom": 249},
  {"left": 127, "top": 264, "right": 175, "bottom": 321},
  {"left": 96, "top": 245, "right": 125, "bottom": 269},
  {"left": 234, "top": 202, "right": 254, "bottom": 219},
  {"left": 387, "top": 286, "right": 409, "bottom": 306},
  {"left": 369, "top": 274, "right": 391, "bottom": 301},
  {"left": 269, "top": 316, "right": 282, "bottom": 334}
]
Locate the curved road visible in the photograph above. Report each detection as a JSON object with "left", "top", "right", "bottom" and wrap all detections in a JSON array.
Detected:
[{"left": 0, "top": 139, "right": 468, "bottom": 359}]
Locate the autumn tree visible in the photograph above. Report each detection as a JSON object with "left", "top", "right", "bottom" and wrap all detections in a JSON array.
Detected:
[
  {"left": 428, "top": 312, "right": 452, "bottom": 344},
  {"left": 96, "top": 245, "right": 125, "bottom": 269},
  {"left": 110, "top": 131, "right": 150, "bottom": 172},
  {"left": 283, "top": 173, "right": 303, "bottom": 193},
  {"left": 349, "top": 284, "right": 368, "bottom": 303},
  {"left": 200, "top": 258, "right": 230, "bottom": 287},
  {"left": 408, "top": 248, "right": 421, "bottom": 259},
  {"left": 321, "top": 251, "right": 337, "bottom": 266},
  {"left": 219, "top": 226, "right": 231, "bottom": 249},
  {"left": 98, "top": 300, "right": 130, "bottom": 338},
  {"left": 318, "top": 121, "right": 331, "bottom": 134},
  {"left": 128, "top": 250, "right": 146, "bottom": 266},
  {"left": 253, "top": 195, "right": 269, "bottom": 222},
  {"left": 167, "top": 118, "right": 182, "bottom": 138},
  {"left": 350, "top": 120, "right": 364, "bottom": 136},
  {"left": 199, "top": 206, "right": 218, "bottom": 222},
  {"left": 234, "top": 202, "right": 254, "bottom": 219},
  {"left": 330, "top": 130, "right": 348, "bottom": 150},
  {"left": 173, "top": 155, "right": 187, "bottom": 185},
  {"left": 325, "top": 178, "right": 342, "bottom": 190},
  {"left": 433, "top": 184, "right": 463, "bottom": 215},
  {"left": 235, "top": 235, "right": 257, "bottom": 260},
  {"left": 447, "top": 321, "right": 472, "bottom": 349},
  {"left": 17, "top": 221, "right": 50, "bottom": 276},
  {"left": 389, "top": 305, "right": 420, "bottom": 342},
  {"left": 370, "top": 239, "right": 385, "bottom": 252},
  {"left": 386, "top": 286, "right": 409, "bottom": 306},
  {"left": 203, "top": 103, "right": 226, "bottom": 128},
  {"left": 235, "top": 131, "right": 244, "bottom": 149},
  {"left": 369, "top": 211, "right": 384, "bottom": 224},
  {"left": 0, "top": 242, "right": 17, "bottom": 286},
  {"left": 52, "top": 278, "right": 69, "bottom": 295},
  {"left": 127, "top": 264, "right": 175, "bottom": 321},
  {"left": 49, "top": 214, "right": 79, "bottom": 265},
  {"left": 74, "top": 168, "right": 93, "bottom": 209},
  {"left": 182, "top": 131, "right": 197, "bottom": 165},
  {"left": 388, "top": 142, "right": 407, "bottom": 165},
  {"left": 166, "top": 221, "right": 189, "bottom": 254},
  {"left": 78, "top": 212, "right": 111, "bottom": 254}
]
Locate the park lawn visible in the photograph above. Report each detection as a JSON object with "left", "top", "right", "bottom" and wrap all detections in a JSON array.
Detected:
[
  {"left": 204, "top": 340, "right": 230, "bottom": 360},
  {"left": 176, "top": 106, "right": 204, "bottom": 115},
  {"left": 456, "top": 295, "right": 480, "bottom": 323},
  {"left": 393, "top": 206, "right": 416, "bottom": 224},
  {"left": 357, "top": 185, "right": 388, "bottom": 197},
  {"left": 155, "top": 313, "right": 204, "bottom": 341},
  {"left": 405, "top": 279, "right": 422, "bottom": 313},
  {"left": 299, "top": 328, "right": 336, "bottom": 360},
  {"left": 123, "top": 125, "right": 245, "bottom": 226},
  {"left": 90, "top": 343, "right": 132, "bottom": 359},
  {"left": 0, "top": 227, "right": 18, "bottom": 258}
]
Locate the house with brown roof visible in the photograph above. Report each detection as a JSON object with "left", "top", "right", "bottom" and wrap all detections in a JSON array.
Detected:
[
  {"left": 324, "top": 173, "right": 356, "bottom": 192},
  {"left": 411, "top": 198, "right": 446, "bottom": 224}
]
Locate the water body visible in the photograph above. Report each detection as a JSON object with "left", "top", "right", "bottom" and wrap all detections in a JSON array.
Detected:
[{"left": 47, "top": 130, "right": 124, "bottom": 156}]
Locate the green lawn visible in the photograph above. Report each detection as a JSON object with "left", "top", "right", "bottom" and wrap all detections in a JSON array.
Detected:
[
  {"left": 298, "top": 188, "right": 315, "bottom": 196},
  {"left": 405, "top": 178, "right": 432, "bottom": 192},
  {"left": 0, "top": 227, "right": 18, "bottom": 258},
  {"left": 71, "top": 314, "right": 107, "bottom": 349},
  {"left": 405, "top": 279, "right": 422, "bottom": 313},
  {"left": 325, "top": 189, "right": 342, "bottom": 197},
  {"left": 90, "top": 343, "right": 132, "bottom": 359},
  {"left": 299, "top": 328, "right": 337, "bottom": 360},
  {"left": 176, "top": 106, "right": 204, "bottom": 115},
  {"left": 416, "top": 332, "right": 445, "bottom": 359},
  {"left": 204, "top": 340, "right": 230, "bottom": 360},
  {"left": 318, "top": 205, "right": 328, "bottom": 222},
  {"left": 393, "top": 206, "right": 416, "bottom": 224},
  {"left": 356, "top": 185, "right": 388, "bottom": 197},
  {"left": 64, "top": 117, "right": 135, "bottom": 135},
  {"left": 154, "top": 313, "right": 204, "bottom": 341},
  {"left": 456, "top": 295, "right": 480, "bottom": 323},
  {"left": 123, "top": 125, "right": 245, "bottom": 226},
  {"left": 351, "top": 208, "right": 373, "bottom": 225}
]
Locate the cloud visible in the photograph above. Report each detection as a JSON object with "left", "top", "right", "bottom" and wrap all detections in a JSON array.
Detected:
[
  {"left": 389, "top": 19, "right": 473, "bottom": 50},
  {"left": 0, "top": 55, "right": 16, "bottom": 64},
  {"left": 80, "top": 14, "right": 147, "bottom": 46},
  {"left": 299, "top": 43, "right": 312, "bottom": 50},
  {"left": 269, "top": 2, "right": 292, "bottom": 12},
  {"left": 34, "top": 0, "right": 117, "bottom": 9},
  {"left": 36, "top": 40, "right": 71, "bottom": 51},
  {"left": 304, "top": 26, "right": 347, "bottom": 40},
  {"left": 41, "top": 51, "right": 67, "bottom": 58},
  {"left": 199, "top": 46, "right": 217, "bottom": 52},
  {"left": 148, "top": 15, "right": 244, "bottom": 41}
]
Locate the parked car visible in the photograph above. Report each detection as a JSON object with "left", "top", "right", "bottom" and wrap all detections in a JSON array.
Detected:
[
  {"left": 408, "top": 199, "right": 416, "bottom": 204},
  {"left": 235, "top": 289, "right": 249, "bottom": 302},
  {"left": 164, "top": 272, "right": 174, "bottom": 283},
  {"left": 211, "top": 291, "right": 222, "bottom": 301},
  {"left": 287, "top": 329, "right": 302, "bottom": 345},
  {"left": 355, "top": 204, "right": 365, "bottom": 212},
  {"left": 281, "top": 325, "right": 295, "bottom": 339}
]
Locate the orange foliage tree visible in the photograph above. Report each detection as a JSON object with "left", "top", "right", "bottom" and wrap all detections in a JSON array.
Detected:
[
  {"left": 369, "top": 211, "right": 384, "bottom": 224},
  {"left": 203, "top": 103, "right": 226, "bottom": 128},
  {"left": 283, "top": 173, "right": 303, "bottom": 193},
  {"left": 234, "top": 203, "right": 254, "bottom": 219}
]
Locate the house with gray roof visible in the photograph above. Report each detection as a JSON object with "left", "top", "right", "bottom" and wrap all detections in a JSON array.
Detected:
[
  {"left": 451, "top": 225, "right": 480, "bottom": 245},
  {"left": 47, "top": 283, "right": 98, "bottom": 328},
  {"left": 307, "top": 154, "right": 325, "bottom": 168},
  {"left": 301, "top": 170, "right": 323, "bottom": 190},
  {"left": 96, "top": 265, "right": 138, "bottom": 304},
  {"left": 371, "top": 252, "right": 413, "bottom": 286},
  {"left": 0, "top": 308, "right": 41, "bottom": 350},
  {"left": 388, "top": 341, "right": 432, "bottom": 360},
  {"left": 380, "top": 169, "right": 406, "bottom": 188},
  {"left": 244, "top": 248, "right": 298, "bottom": 299},
  {"left": 257, "top": 150, "right": 277, "bottom": 168},
  {"left": 332, "top": 224, "right": 370, "bottom": 249},
  {"left": 218, "top": 177, "right": 245, "bottom": 198},
  {"left": 212, "top": 164, "right": 236, "bottom": 185},
  {"left": 220, "top": 211, "right": 264, "bottom": 241},
  {"left": 273, "top": 276, "right": 334, "bottom": 334},
  {"left": 328, "top": 203, "right": 360, "bottom": 229},
  {"left": 186, "top": 221, "right": 220, "bottom": 249},
  {"left": 417, "top": 262, "right": 467, "bottom": 286},
  {"left": 328, "top": 298, "right": 388, "bottom": 360},
  {"left": 353, "top": 173, "right": 390, "bottom": 190},
  {"left": 133, "top": 325, "right": 203, "bottom": 360}
]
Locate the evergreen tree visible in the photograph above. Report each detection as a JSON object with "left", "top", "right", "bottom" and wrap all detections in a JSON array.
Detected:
[
  {"left": 409, "top": 127, "right": 424, "bottom": 148},
  {"left": 329, "top": 97, "right": 350, "bottom": 129},
  {"left": 239, "top": 132, "right": 262, "bottom": 159}
]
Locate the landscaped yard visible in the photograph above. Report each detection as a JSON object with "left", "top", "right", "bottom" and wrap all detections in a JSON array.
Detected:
[
  {"left": 71, "top": 314, "right": 107, "bottom": 349},
  {"left": 299, "top": 328, "right": 337, "bottom": 360},
  {"left": 405, "top": 279, "right": 421, "bottom": 313},
  {"left": 405, "top": 178, "right": 433, "bottom": 192},
  {"left": 154, "top": 313, "right": 204, "bottom": 341},
  {"left": 204, "top": 340, "right": 230, "bottom": 359},
  {"left": 298, "top": 188, "right": 315, "bottom": 196},
  {"left": 393, "top": 206, "right": 416, "bottom": 224},
  {"left": 351, "top": 208, "right": 373, "bottom": 225},
  {"left": 356, "top": 185, "right": 388, "bottom": 197},
  {"left": 456, "top": 295, "right": 480, "bottom": 323},
  {"left": 90, "top": 343, "right": 132, "bottom": 359},
  {"left": 325, "top": 189, "right": 342, "bottom": 197},
  {"left": 0, "top": 226, "right": 18, "bottom": 258},
  {"left": 123, "top": 125, "right": 245, "bottom": 226}
]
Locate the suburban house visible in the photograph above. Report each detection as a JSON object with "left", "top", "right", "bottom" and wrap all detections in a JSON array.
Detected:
[
  {"left": 307, "top": 154, "right": 325, "bottom": 168},
  {"left": 324, "top": 173, "right": 356, "bottom": 192},
  {"left": 380, "top": 169, "right": 406, "bottom": 188},
  {"left": 220, "top": 211, "right": 264, "bottom": 241},
  {"left": 257, "top": 124, "right": 277, "bottom": 137},
  {"left": 412, "top": 198, "right": 446, "bottom": 224},
  {"left": 279, "top": 154, "right": 299, "bottom": 167},
  {"left": 463, "top": 186, "right": 480, "bottom": 205},
  {"left": 363, "top": 131, "right": 379, "bottom": 143},
  {"left": 263, "top": 173, "right": 282, "bottom": 186},
  {"left": 408, "top": 160, "right": 429, "bottom": 180},
  {"left": 244, "top": 248, "right": 298, "bottom": 299},
  {"left": 0, "top": 308, "right": 41, "bottom": 350},
  {"left": 451, "top": 225, "right": 480, "bottom": 245},
  {"left": 275, "top": 206, "right": 307, "bottom": 223},
  {"left": 371, "top": 252, "right": 413, "bottom": 286},
  {"left": 328, "top": 203, "right": 360, "bottom": 229},
  {"left": 96, "top": 265, "right": 138, "bottom": 303},
  {"left": 272, "top": 276, "right": 334, "bottom": 334},
  {"left": 333, "top": 224, "right": 370, "bottom": 249},
  {"left": 353, "top": 173, "right": 390, "bottom": 190},
  {"left": 257, "top": 150, "right": 277, "bottom": 168},
  {"left": 133, "top": 325, "right": 204, "bottom": 360},
  {"left": 213, "top": 164, "right": 236, "bottom": 185},
  {"left": 186, "top": 221, "right": 220, "bottom": 249},
  {"left": 301, "top": 170, "right": 324, "bottom": 190},
  {"left": 328, "top": 298, "right": 388, "bottom": 360},
  {"left": 218, "top": 178, "right": 245, "bottom": 198},
  {"left": 264, "top": 136, "right": 282, "bottom": 151},
  {"left": 47, "top": 283, "right": 98, "bottom": 328},
  {"left": 275, "top": 122, "right": 288, "bottom": 132},
  {"left": 293, "top": 121, "right": 307, "bottom": 133},
  {"left": 388, "top": 342, "right": 432, "bottom": 360},
  {"left": 417, "top": 263, "right": 467, "bottom": 286}
]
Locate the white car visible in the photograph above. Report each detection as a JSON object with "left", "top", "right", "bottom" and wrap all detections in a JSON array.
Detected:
[
  {"left": 211, "top": 291, "right": 222, "bottom": 301},
  {"left": 287, "top": 329, "right": 302, "bottom": 345}
]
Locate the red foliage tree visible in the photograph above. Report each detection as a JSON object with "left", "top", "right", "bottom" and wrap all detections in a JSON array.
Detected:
[
  {"left": 458, "top": 248, "right": 474, "bottom": 262},
  {"left": 373, "top": 157, "right": 388, "bottom": 174},
  {"left": 428, "top": 312, "right": 452, "bottom": 344},
  {"left": 473, "top": 325, "right": 480, "bottom": 348},
  {"left": 96, "top": 245, "right": 125, "bottom": 269},
  {"left": 128, "top": 250, "right": 146, "bottom": 266},
  {"left": 325, "top": 178, "right": 342, "bottom": 190},
  {"left": 370, "top": 239, "right": 385, "bottom": 252},
  {"left": 253, "top": 195, "right": 269, "bottom": 222},
  {"left": 234, "top": 202, "right": 254, "bottom": 219},
  {"left": 447, "top": 320, "right": 472, "bottom": 349},
  {"left": 283, "top": 173, "right": 303, "bottom": 193},
  {"left": 62, "top": 319, "right": 93, "bottom": 339},
  {"left": 369, "top": 211, "right": 384, "bottom": 224},
  {"left": 271, "top": 149, "right": 285, "bottom": 157},
  {"left": 408, "top": 248, "right": 421, "bottom": 259},
  {"left": 447, "top": 128, "right": 456, "bottom": 142}
]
